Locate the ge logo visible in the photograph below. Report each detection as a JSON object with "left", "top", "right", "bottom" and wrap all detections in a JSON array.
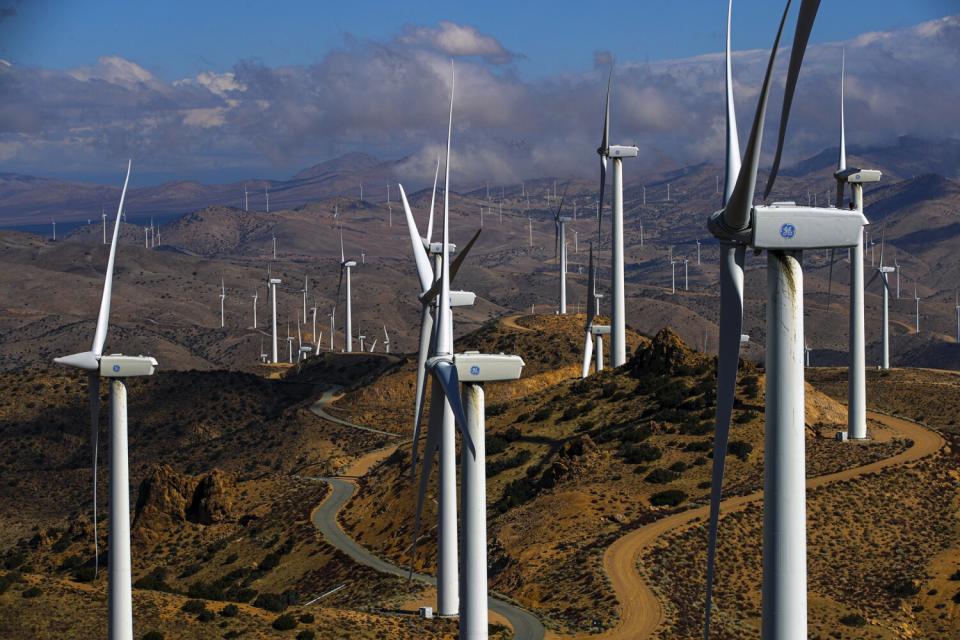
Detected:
[
  {"left": 112, "top": 365, "right": 121, "bottom": 372},
  {"left": 780, "top": 223, "right": 796, "bottom": 239},
  {"left": 470, "top": 366, "right": 480, "bottom": 375}
]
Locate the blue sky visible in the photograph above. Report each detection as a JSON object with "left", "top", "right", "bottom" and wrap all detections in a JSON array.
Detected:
[
  {"left": 0, "top": 1, "right": 958, "bottom": 184},
  {"left": 2, "top": 0, "right": 955, "bottom": 80}
]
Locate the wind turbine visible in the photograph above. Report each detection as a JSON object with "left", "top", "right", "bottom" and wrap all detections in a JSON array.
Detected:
[
  {"left": 335, "top": 226, "right": 357, "bottom": 352},
  {"left": 358, "top": 327, "right": 366, "bottom": 352},
  {"left": 252, "top": 289, "right": 259, "bottom": 329},
  {"left": 703, "top": 2, "right": 864, "bottom": 638},
  {"left": 866, "top": 233, "right": 895, "bottom": 369},
  {"left": 670, "top": 259, "right": 677, "bottom": 294},
  {"left": 310, "top": 303, "right": 318, "bottom": 345},
  {"left": 244, "top": 185, "right": 248, "bottom": 212},
  {"left": 383, "top": 325, "right": 391, "bottom": 354},
  {"left": 401, "top": 63, "right": 481, "bottom": 619},
  {"left": 553, "top": 189, "right": 570, "bottom": 314},
  {"left": 286, "top": 321, "right": 294, "bottom": 363},
  {"left": 368, "top": 336, "right": 378, "bottom": 352},
  {"left": 265, "top": 186, "right": 270, "bottom": 213},
  {"left": 955, "top": 290, "right": 960, "bottom": 344},
  {"left": 301, "top": 275, "right": 309, "bottom": 324},
  {"left": 684, "top": 258, "right": 690, "bottom": 291},
  {"left": 219, "top": 279, "right": 226, "bottom": 328},
  {"left": 914, "top": 280, "right": 920, "bottom": 333},
  {"left": 102, "top": 208, "right": 107, "bottom": 244},
  {"left": 833, "top": 48, "right": 883, "bottom": 440},
  {"left": 55, "top": 160, "right": 158, "bottom": 640},
  {"left": 268, "top": 273, "right": 281, "bottom": 363},
  {"left": 596, "top": 67, "right": 639, "bottom": 367},
  {"left": 328, "top": 307, "right": 336, "bottom": 351},
  {"left": 51, "top": 219, "right": 56, "bottom": 241}
]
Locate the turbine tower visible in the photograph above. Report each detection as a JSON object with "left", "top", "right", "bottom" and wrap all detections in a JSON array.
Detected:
[
  {"left": 914, "top": 280, "right": 920, "bottom": 334},
  {"left": 703, "top": 3, "right": 861, "bottom": 638},
  {"left": 553, "top": 191, "right": 570, "bottom": 314},
  {"left": 301, "top": 275, "right": 309, "bottom": 324},
  {"left": 252, "top": 289, "right": 258, "bottom": 329},
  {"left": 269, "top": 274, "right": 281, "bottom": 363},
  {"left": 596, "top": 67, "right": 639, "bottom": 367},
  {"left": 383, "top": 325, "right": 391, "bottom": 354},
  {"left": 55, "top": 160, "right": 159, "bottom": 640},
  {"left": 833, "top": 48, "right": 882, "bottom": 441},
  {"left": 401, "top": 64, "right": 481, "bottom": 619},
  {"left": 219, "top": 279, "right": 226, "bottom": 328},
  {"left": 868, "top": 235, "right": 895, "bottom": 370},
  {"left": 335, "top": 226, "right": 357, "bottom": 352}
]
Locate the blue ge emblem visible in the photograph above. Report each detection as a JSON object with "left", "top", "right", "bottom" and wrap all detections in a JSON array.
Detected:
[
  {"left": 780, "top": 223, "right": 796, "bottom": 239},
  {"left": 112, "top": 364, "right": 121, "bottom": 372},
  {"left": 470, "top": 365, "right": 480, "bottom": 375}
]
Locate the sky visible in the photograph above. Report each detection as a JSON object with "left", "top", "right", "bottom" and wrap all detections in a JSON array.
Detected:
[{"left": 1, "top": 0, "right": 958, "bottom": 185}]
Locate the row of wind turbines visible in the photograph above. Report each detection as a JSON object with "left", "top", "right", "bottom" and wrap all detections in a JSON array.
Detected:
[{"left": 52, "top": 2, "right": 948, "bottom": 639}]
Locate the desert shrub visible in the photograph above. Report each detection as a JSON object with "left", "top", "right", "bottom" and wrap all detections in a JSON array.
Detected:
[
  {"left": 298, "top": 613, "right": 315, "bottom": 623},
  {"left": 188, "top": 580, "right": 226, "bottom": 601},
  {"left": 488, "top": 450, "right": 532, "bottom": 477},
  {"left": 741, "top": 375, "right": 760, "bottom": 398},
  {"left": 296, "top": 631, "right": 316, "bottom": 640},
  {"left": 236, "top": 587, "right": 258, "bottom": 603},
  {"left": 486, "top": 436, "right": 509, "bottom": 455},
  {"left": 496, "top": 478, "right": 537, "bottom": 512},
  {"left": 886, "top": 578, "right": 920, "bottom": 598},
  {"left": 182, "top": 600, "right": 207, "bottom": 614},
  {"left": 949, "top": 569, "right": 960, "bottom": 581},
  {"left": 254, "top": 590, "right": 297, "bottom": 612},
  {"left": 656, "top": 384, "right": 687, "bottom": 409},
  {"left": 488, "top": 403, "right": 508, "bottom": 417},
  {"left": 952, "top": 591, "right": 960, "bottom": 604},
  {"left": 734, "top": 410, "right": 757, "bottom": 424},
  {"left": 839, "top": 613, "right": 866, "bottom": 627},
  {"left": 142, "top": 632, "right": 164, "bottom": 640},
  {"left": 197, "top": 610, "right": 215, "bottom": 622},
  {"left": 650, "top": 490, "right": 687, "bottom": 507},
  {"left": 259, "top": 552, "right": 282, "bottom": 571},
  {"left": 684, "top": 440, "right": 712, "bottom": 453},
  {"left": 728, "top": 440, "right": 753, "bottom": 461},
  {"left": 532, "top": 406, "right": 553, "bottom": 422},
  {"left": 623, "top": 443, "right": 662, "bottom": 464},
  {"left": 220, "top": 604, "right": 239, "bottom": 617},
  {"left": 503, "top": 426, "right": 522, "bottom": 441},
  {"left": 697, "top": 480, "right": 711, "bottom": 489},
  {"left": 134, "top": 567, "right": 174, "bottom": 593},
  {"left": 644, "top": 468, "right": 679, "bottom": 484},
  {"left": 223, "top": 553, "right": 238, "bottom": 565},
  {"left": 622, "top": 423, "right": 652, "bottom": 443},
  {"left": 21, "top": 586, "right": 42, "bottom": 598},
  {"left": 272, "top": 614, "right": 298, "bottom": 630},
  {"left": 4, "top": 550, "right": 26, "bottom": 570},
  {"left": 72, "top": 566, "right": 97, "bottom": 583},
  {"left": 668, "top": 461, "right": 688, "bottom": 473}
]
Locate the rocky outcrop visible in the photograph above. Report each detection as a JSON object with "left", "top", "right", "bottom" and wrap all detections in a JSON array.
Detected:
[
  {"left": 630, "top": 327, "right": 706, "bottom": 377},
  {"left": 133, "top": 465, "right": 237, "bottom": 541}
]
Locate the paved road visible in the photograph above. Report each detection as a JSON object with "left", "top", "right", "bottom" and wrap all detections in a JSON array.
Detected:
[
  {"left": 308, "top": 389, "right": 546, "bottom": 640},
  {"left": 310, "top": 387, "right": 401, "bottom": 438},
  {"left": 587, "top": 410, "right": 946, "bottom": 640}
]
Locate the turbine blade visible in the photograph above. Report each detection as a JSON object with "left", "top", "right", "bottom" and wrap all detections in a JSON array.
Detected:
[
  {"left": 581, "top": 330, "right": 594, "bottom": 378},
  {"left": 826, "top": 248, "right": 835, "bottom": 310},
  {"left": 723, "top": 0, "right": 742, "bottom": 206},
  {"left": 703, "top": 243, "right": 746, "bottom": 638},
  {"left": 866, "top": 269, "right": 881, "bottom": 288},
  {"left": 339, "top": 224, "right": 345, "bottom": 263},
  {"left": 585, "top": 243, "right": 596, "bottom": 328},
  {"left": 409, "top": 395, "right": 442, "bottom": 581},
  {"left": 410, "top": 305, "right": 433, "bottom": 477},
  {"left": 836, "top": 48, "right": 847, "bottom": 207},
  {"left": 430, "top": 359, "right": 474, "bottom": 456},
  {"left": 399, "top": 184, "right": 435, "bottom": 293},
  {"left": 88, "top": 372, "right": 100, "bottom": 577},
  {"left": 878, "top": 228, "right": 885, "bottom": 267},
  {"left": 763, "top": 0, "right": 824, "bottom": 200},
  {"left": 723, "top": 1, "right": 792, "bottom": 230},
  {"left": 92, "top": 159, "right": 132, "bottom": 356},
  {"left": 427, "top": 156, "right": 440, "bottom": 245},
  {"left": 598, "top": 67, "right": 612, "bottom": 240}
]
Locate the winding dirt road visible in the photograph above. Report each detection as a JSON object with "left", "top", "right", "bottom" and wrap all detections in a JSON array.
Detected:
[
  {"left": 308, "top": 389, "right": 546, "bottom": 640},
  {"left": 585, "top": 411, "right": 945, "bottom": 640}
]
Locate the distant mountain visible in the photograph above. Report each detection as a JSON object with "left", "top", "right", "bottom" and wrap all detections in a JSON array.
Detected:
[
  {"left": 785, "top": 136, "right": 960, "bottom": 181},
  {"left": 290, "top": 152, "right": 385, "bottom": 181}
]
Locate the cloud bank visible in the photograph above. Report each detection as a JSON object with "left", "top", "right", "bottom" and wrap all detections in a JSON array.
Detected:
[{"left": 0, "top": 15, "right": 958, "bottom": 185}]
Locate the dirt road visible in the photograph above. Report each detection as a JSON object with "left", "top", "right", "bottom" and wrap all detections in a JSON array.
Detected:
[{"left": 583, "top": 411, "right": 945, "bottom": 640}]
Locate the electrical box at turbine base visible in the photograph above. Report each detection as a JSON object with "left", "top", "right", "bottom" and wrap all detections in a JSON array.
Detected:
[
  {"left": 419, "top": 607, "right": 433, "bottom": 619},
  {"left": 751, "top": 204, "right": 866, "bottom": 251}
]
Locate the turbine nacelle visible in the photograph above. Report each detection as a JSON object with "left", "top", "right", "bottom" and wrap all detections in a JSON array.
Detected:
[
  {"left": 429, "top": 242, "right": 457, "bottom": 255},
  {"left": 344, "top": 260, "right": 357, "bottom": 268},
  {"left": 98, "top": 355, "right": 158, "bottom": 378},
  {"left": 751, "top": 204, "right": 867, "bottom": 250},
  {"left": 606, "top": 144, "right": 639, "bottom": 159},
  {"left": 834, "top": 167, "right": 882, "bottom": 184},
  {"left": 453, "top": 352, "right": 524, "bottom": 383}
]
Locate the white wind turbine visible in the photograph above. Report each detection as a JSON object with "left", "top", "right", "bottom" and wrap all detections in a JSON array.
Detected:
[
  {"left": 251, "top": 289, "right": 259, "bottom": 329},
  {"left": 914, "top": 279, "right": 921, "bottom": 334},
  {"left": 866, "top": 232, "right": 894, "bottom": 369},
  {"left": 401, "top": 64, "right": 481, "bottom": 619},
  {"left": 955, "top": 289, "right": 960, "bottom": 344},
  {"left": 268, "top": 272, "right": 282, "bottom": 363},
  {"left": 832, "top": 49, "right": 883, "bottom": 439},
  {"left": 358, "top": 327, "right": 366, "bottom": 352},
  {"left": 301, "top": 275, "right": 309, "bottom": 324},
  {"left": 552, "top": 189, "right": 571, "bottom": 314},
  {"left": 55, "top": 160, "right": 158, "bottom": 640},
  {"left": 580, "top": 243, "right": 609, "bottom": 378},
  {"left": 328, "top": 307, "right": 335, "bottom": 351},
  {"left": 219, "top": 279, "right": 226, "bottom": 328},
  {"left": 286, "top": 321, "right": 294, "bottom": 363},
  {"left": 368, "top": 336, "right": 378, "bottom": 352},
  {"left": 335, "top": 225, "right": 357, "bottom": 352},
  {"left": 383, "top": 325, "right": 391, "bottom": 354},
  {"left": 703, "top": 2, "right": 863, "bottom": 638},
  {"left": 310, "top": 303, "right": 318, "bottom": 345},
  {"left": 596, "top": 67, "right": 639, "bottom": 367}
]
